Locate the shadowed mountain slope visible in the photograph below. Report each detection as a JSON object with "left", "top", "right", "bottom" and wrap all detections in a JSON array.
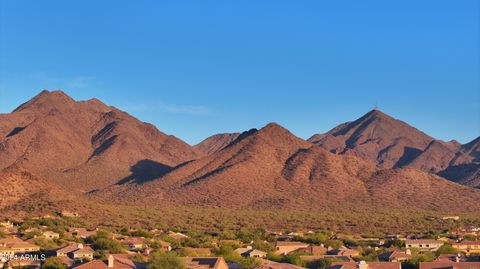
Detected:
[
  {"left": 309, "top": 110, "right": 480, "bottom": 187},
  {"left": 98, "top": 123, "right": 480, "bottom": 213},
  {"left": 0, "top": 90, "right": 199, "bottom": 191},
  {"left": 2, "top": 91, "right": 480, "bottom": 217},
  {"left": 308, "top": 109, "right": 434, "bottom": 168}
]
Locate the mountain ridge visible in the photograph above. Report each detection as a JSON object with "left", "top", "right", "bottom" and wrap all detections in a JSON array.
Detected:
[
  {"left": 0, "top": 90, "right": 200, "bottom": 191},
  {"left": 309, "top": 109, "right": 480, "bottom": 187},
  {"left": 1, "top": 90, "right": 479, "bottom": 219}
]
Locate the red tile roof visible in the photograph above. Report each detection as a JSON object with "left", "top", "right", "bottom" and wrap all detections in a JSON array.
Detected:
[
  {"left": 275, "top": 241, "right": 308, "bottom": 247},
  {"left": 72, "top": 258, "right": 139, "bottom": 269},
  {"left": 328, "top": 261, "right": 401, "bottom": 269},
  {"left": 256, "top": 260, "right": 306, "bottom": 268},
  {"left": 182, "top": 257, "right": 228, "bottom": 269},
  {"left": 378, "top": 251, "right": 411, "bottom": 261},
  {"left": 452, "top": 241, "right": 480, "bottom": 246},
  {"left": 405, "top": 239, "right": 443, "bottom": 245},
  {"left": 420, "top": 262, "right": 480, "bottom": 269},
  {"left": 57, "top": 244, "right": 81, "bottom": 254}
]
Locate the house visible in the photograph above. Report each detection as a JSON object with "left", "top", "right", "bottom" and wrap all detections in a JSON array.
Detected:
[
  {"left": 419, "top": 262, "right": 480, "bottom": 269},
  {"left": 378, "top": 250, "right": 412, "bottom": 262},
  {"left": 8, "top": 242, "right": 40, "bottom": 253},
  {"left": 43, "top": 231, "right": 60, "bottom": 239},
  {"left": 167, "top": 231, "right": 189, "bottom": 240},
  {"left": 2, "top": 259, "right": 41, "bottom": 269},
  {"left": 452, "top": 241, "right": 480, "bottom": 255},
  {"left": 73, "top": 246, "right": 95, "bottom": 260},
  {"left": 0, "top": 237, "right": 40, "bottom": 254},
  {"left": 0, "top": 221, "right": 13, "bottom": 228},
  {"left": 182, "top": 257, "right": 229, "bottom": 269},
  {"left": 0, "top": 246, "right": 15, "bottom": 257},
  {"left": 21, "top": 227, "right": 40, "bottom": 236},
  {"left": 435, "top": 254, "right": 465, "bottom": 262},
  {"left": 405, "top": 239, "right": 443, "bottom": 252},
  {"left": 450, "top": 227, "right": 480, "bottom": 237},
  {"left": 292, "top": 245, "right": 327, "bottom": 255},
  {"left": 328, "top": 247, "right": 360, "bottom": 257},
  {"left": 156, "top": 240, "right": 172, "bottom": 252},
  {"left": 255, "top": 259, "right": 307, "bottom": 268},
  {"left": 245, "top": 249, "right": 267, "bottom": 258},
  {"left": 234, "top": 247, "right": 253, "bottom": 255},
  {"left": 60, "top": 211, "right": 79, "bottom": 217},
  {"left": 68, "top": 228, "right": 97, "bottom": 239},
  {"left": 56, "top": 243, "right": 94, "bottom": 260},
  {"left": 274, "top": 241, "right": 309, "bottom": 255},
  {"left": 57, "top": 243, "right": 83, "bottom": 257},
  {"left": 326, "top": 261, "right": 401, "bottom": 269},
  {"left": 111, "top": 254, "right": 148, "bottom": 269},
  {"left": 234, "top": 247, "right": 267, "bottom": 258},
  {"left": 57, "top": 255, "right": 75, "bottom": 267},
  {"left": 442, "top": 216, "right": 460, "bottom": 221},
  {"left": 71, "top": 255, "right": 146, "bottom": 269},
  {"left": 121, "top": 237, "right": 147, "bottom": 250}
]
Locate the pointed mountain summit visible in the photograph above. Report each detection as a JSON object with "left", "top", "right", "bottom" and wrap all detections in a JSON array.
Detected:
[
  {"left": 2, "top": 91, "right": 480, "bottom": 218},
  {"left": 194, "top": 133, "right": 241, "bottom": 155},
  {"left": 100, "top": 121, "right": 480, "bottom": 214},
  {"left": 0, "top": 90, "right": 199, "bottom": 191},
  {"left": 13, "top": 90, "right": 78, "bottom": 113},
  {"left": 106, "top": 122, "right": 314, "bottom": 208},
  {"left": 309, "top": 109, "right": 480, "bottom": 188},
  {"left": 309, "top": 109, "right": 434, "bottom": 168}
]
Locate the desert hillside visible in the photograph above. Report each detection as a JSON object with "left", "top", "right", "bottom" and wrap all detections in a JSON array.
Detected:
[
  {"left": 0, "top": 90, "right": 199, "bottom": 191},
  {"left": 1, "top": 90, "right": 479, "bottom": 219},
  {"left": 309, "top": 109, "right": 480, "bottom": 187}
]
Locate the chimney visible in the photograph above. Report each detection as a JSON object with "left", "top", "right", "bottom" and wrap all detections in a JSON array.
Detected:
[
  {"left": 358, "top": 261, "right": 368, "bottom": 269},
  {"left": 108, "top": 255, "right": 114, "bottom": 268},
  {"left": 78, "top": 244, "right": 84, "bottom": 249},
  {"left": 405, "top": 249, "right": 411, "bottom": 255},
  {"left": 455, "top": 254, "right": 461, "bottom": 263}
]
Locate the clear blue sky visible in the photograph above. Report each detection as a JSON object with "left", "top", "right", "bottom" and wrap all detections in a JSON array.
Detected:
[{"left": 0, "top": 1, "right": 478, "bottom": 144}]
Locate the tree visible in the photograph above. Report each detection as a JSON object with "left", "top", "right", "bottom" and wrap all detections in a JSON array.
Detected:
[
  {"left": 214, "top": 245, "right": 242, "bottom": 263},
  {"left": 89, "top": 231, "right": 126, "bottom": 253},
  {"left": 42, "top": 257, "right": 67, "bottom": 269},
  {"left": 403, "top": 251, "right": 436, "bottom": 269},
  {"left": 384, "top": 239, "right": 405, "bottom": 249},
  {"left": 120, "top": 227, "right": 130, "bottom": 236},
  {"left": 325, "top": 240, "right": 343, "bottom": 249},
  {"left": 92, "top": 238, "right": 125, "bottom": 253},
  {"left": 239, "top": 257, "right": 262, "bottom": 269},
  {"left": 282, "top": 254, "right": 306, "bottom": 267},
  {"left": 252, "top": 240, "right": 275, "bottom": 253},
  {"left": 132, "top": 229, "right": 153, "bottom": 238},
  {"left": 307, "top": 258, "right": 332, "bottom": 269},
  {"left": 148, "top": 252, "right": 186, "bottom": 269},
  {"left": 436, "top": 244, "right": 456, "bottom": 255}
]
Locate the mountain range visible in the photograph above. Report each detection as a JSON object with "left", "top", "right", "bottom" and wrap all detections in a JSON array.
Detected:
[
  {"left": 308, "top": 109, "right": 480, "bottom": 187},
  {"left": 1, "top": 90, "right": 479, "bottom": 217}
]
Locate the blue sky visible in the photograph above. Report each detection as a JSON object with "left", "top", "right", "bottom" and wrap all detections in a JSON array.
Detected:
[{"left": 0, "top": 1, "right": 478, "bottom": 144}]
